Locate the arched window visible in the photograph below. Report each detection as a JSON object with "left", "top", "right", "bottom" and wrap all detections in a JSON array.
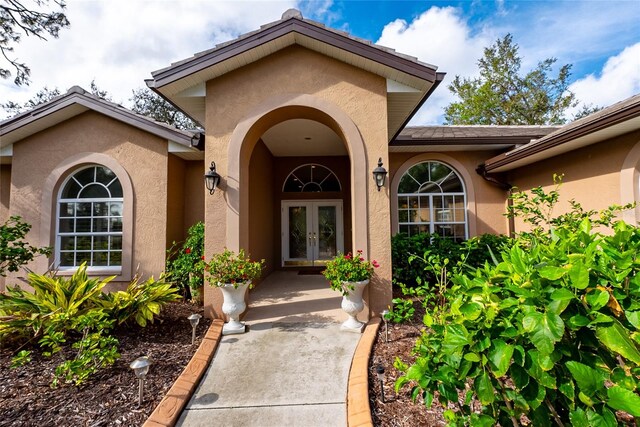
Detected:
[
  {"left": 397, "top": 161, "right": 467, "bottom": 240},
  {"left": 57, "top": 165, "right": 123, "bottom": 269},
  {"left": 283, "top": 164, "right": 341, "bottom": 192}
]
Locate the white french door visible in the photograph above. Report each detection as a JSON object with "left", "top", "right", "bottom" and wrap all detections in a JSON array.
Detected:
[{"left": 281, "top": 200, "right": 344, "bottom": 267}]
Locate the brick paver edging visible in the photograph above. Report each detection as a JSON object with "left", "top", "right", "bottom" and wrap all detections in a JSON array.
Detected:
[
  {"left": 347, "top": 317, "right": 382, "bottom": 427},
  {"left": 143, "top": 319, "right": 224, "bottom": 427}
]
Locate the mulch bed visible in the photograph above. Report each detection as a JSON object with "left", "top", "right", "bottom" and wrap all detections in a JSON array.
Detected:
[
  {"left": 0, "top": 301, "right": 211, "bottom": 427},
  {"left": 368, "top": 298, "right": 446, "bottom": 427}
]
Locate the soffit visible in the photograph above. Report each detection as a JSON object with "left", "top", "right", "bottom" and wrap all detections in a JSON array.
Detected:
[{"left": 261, "top": 118, "right": 347, "bottom": 157}]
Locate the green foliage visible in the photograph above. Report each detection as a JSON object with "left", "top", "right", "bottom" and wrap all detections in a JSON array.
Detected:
[
  {"left": 99, "top": 274, "right": 181, "bottom": 327},
  {"left": 10, "top": 350, "right": 31, "bottom": 368},
  {"left": 0, "top": 0, "right": 70, "bottom": 86},
  {"left": 391, "top": 232, "right": 509, "bottom": 287},
  {"left": 395, "top": 182, "right": 640, "bottom": 425},
  {"left": 0, "top": 215, "right": 51, "bottom": 276},
  {"left": 204, "top": 248, "right": 264, "bottom": 288},
  {"left": 444, "top": 34, "right": 577, "bottom": 125},
  {"left": 130, "top": 87, "right": 199, "bottom": 129},
  {"left": 323, "top": 250, "right": 379, "bottom": 296},
  {"left": 165, "top": 222, "right": 205, "bottom": 300},
  {"left": 0, "top": 264, "right": 176, "bottom": 386}
]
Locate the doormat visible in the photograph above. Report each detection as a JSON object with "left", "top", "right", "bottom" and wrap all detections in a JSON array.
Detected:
[{"left": 298, "top": 267, "right": 325, "bottom": 275}]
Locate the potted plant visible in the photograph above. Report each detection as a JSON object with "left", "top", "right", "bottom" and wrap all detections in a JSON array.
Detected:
[
  {"left": 204, "top": 248, "right": 263, "bottom": 335},
  {"left": 323, "top": 250, "right": 379, "bottom": 332},
  {"left": 165, "top": 222, "right": 205, "bottom": 302}
]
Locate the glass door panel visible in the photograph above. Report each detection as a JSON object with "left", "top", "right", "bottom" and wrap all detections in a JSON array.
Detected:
[
  {"left": 282, "top": 201, "right": 343, "bottom": 267},
  {"left": 288, "top": 206, "right": 308, "bottom": 259},
  {"left": 316, "top": 206, "right": 337, "bottom": 261}
]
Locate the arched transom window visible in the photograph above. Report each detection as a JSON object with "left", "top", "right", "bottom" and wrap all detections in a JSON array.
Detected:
[
  {"left": 397, "top": 161, "right": 467, "bottom": 241},
  {"left": 57, "top": 165, "right": 123, "bottom": 269},
  {"left": 283, "top": 164, "right": 341, "bottom": 192}
]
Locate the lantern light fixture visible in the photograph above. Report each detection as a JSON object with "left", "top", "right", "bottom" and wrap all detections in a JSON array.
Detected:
[
  {"left": 204, "top": 161, "right": 221, "bottom": 195},
  {"left": 372, "top": 158, "right": 387, "bottom": 191}
]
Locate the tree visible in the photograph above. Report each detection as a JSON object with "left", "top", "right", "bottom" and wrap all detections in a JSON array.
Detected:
[
  {"left": 1, "top": 84, "right": 60, "bottom": 116},
  {"left": 0, "top": 0, "right": 70, "bottom": 86},
  {"left": 444, "top": 34, "right": 578, "bottom": 125},
  {"left": 130, "top": 87, "right": 199, "bottom": 130},
  {"left": 572, "top": 103, "right": 604, "bottom": 121},
  {"left": 1, "top": 79, "right": 110, "bottom": 118}
]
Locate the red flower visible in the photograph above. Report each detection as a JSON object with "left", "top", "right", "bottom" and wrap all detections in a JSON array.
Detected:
[
  {"left": 201, "top": 256, "right": 205, "bottom": 260},
  {"left": 372, "top": 260, "right": 380, "bottom": 268},
  {"left": 359, "top": 257, "right": 364, "bottom": 261},
  {"left": 345, "top": 254, "right": 352, "bottom": 260},
  {"left": 185, "top": 248, "right": 191, "bottom": 254},
  {"left": 357, "top": 249, "right": 363, "bottom": 254}
]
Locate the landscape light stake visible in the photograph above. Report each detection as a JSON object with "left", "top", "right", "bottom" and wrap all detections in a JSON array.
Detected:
[
  {"left": 188, "top": 313, "right": 202, "bottom": 345},
  {"left": 381, "top": 309, "right": 389, "bottom": 343},
  {"left": 376, "top": 365, "right": 386, "bottom": 403},
  {"left": 129, "top": 357, "right": 151, "bottom": 406}
]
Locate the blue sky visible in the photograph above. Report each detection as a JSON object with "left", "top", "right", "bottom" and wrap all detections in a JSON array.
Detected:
[{"left": 1, "top": 0, "right": 639, "bottom": 123}]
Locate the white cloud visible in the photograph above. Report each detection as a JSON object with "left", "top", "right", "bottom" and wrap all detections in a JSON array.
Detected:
[
  {"left": 0, "top": 0, "right": 297, "bottom": 114},
  {"left": 568, "top": 43, "right": 640, "bottom": 115},
  {"left": 377, "top": 6, "right": 493, "bottom": 124}
]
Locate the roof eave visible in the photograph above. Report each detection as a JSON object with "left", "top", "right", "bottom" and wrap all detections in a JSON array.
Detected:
[
  {"left": 484, "top": 100, "right": 640, "bottom": 172},
  {"left": 150, "top": 18, "right": 438, "bottom": 90}
]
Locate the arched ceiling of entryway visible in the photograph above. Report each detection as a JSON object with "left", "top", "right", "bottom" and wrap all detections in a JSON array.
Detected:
[{"left": 261, "top": 119, "right": 347, "bottom": 157}]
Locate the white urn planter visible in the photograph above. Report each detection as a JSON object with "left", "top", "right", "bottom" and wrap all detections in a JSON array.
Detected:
[
  {"left": 220, "top": 281, "right": 251, "bottom": 335},
  {"left": 340, "top": 279, "right": 369, "bottom": 333}
]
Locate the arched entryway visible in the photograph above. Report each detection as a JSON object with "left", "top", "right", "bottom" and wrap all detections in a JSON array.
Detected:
[{"left": 226, "top": 94, "right": 369, "bottom": 269}]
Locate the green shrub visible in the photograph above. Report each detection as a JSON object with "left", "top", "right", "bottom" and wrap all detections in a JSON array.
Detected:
[
  {"left": 391, "top": 232, "right": 510, "bottom": 288},
  {"left": 394, "top": 179, "right": 640, "bottom": 426},
  {"left": 0, "top": 264, "right": 179, "bottom": 386},
  {"left": 99, "top": 274, "right": 181, "bottom": 327},
  {"left": 0, "top": 216, "right": 51, "bottom": 276},
  {"left": 165, "top": 221, "right": 205, "bottom": 300}
]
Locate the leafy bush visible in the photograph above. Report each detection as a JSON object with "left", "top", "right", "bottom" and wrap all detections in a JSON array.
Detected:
[
  {"left": 165, "top": 222, "right": 205, "bottom": 300},
  {"left": 0, "top": 215, "right": 51, "bottom": 276},
  {"left": 391, "top": 232, "right": 509, "bottom": 288},
  {"left": 394, "top": 179, "right": 640, "bottom": 425},
  {"left": 99, "top": 274, "right": 181, "bottom": 327},
  {"left": 0, "top": 264, "right": 179, "bottom": 386}
]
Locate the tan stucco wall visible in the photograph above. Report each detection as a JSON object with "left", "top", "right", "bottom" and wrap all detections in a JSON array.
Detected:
[
  {"left": 203, "top": 45, "right": 392, "bottom": 319},
  {"left": 183, "top": 161, "right": 205, "bottom": 231},
  {"left": 389, "top": 150, "right": 509, "bottom": 236},
  {"left": 167, "top": 154, "right": 186, "bottom": 249},
  {"left": 6, "top": 111, "right": 169, "bottom": 289},
  {"left": 508, "top": 130, "right": 640, "bottom": 232},
  {"left": 0, "top": 164, "right": 10, "bottom": 224},
  {"left": 0, "top": 164, "right": 9, "bottom": 291},
  {"left": 248, "top": 140, "right": 275, "bottom": 275}
]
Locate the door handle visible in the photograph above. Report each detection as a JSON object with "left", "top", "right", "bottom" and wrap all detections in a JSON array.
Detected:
[{"left": 313, "top": 232, "right": 317, "bottom": 245}]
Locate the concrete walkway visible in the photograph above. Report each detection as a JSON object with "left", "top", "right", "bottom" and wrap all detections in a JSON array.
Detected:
[{"left": 177, "top": 271, "right": 362, "bottom": 427}]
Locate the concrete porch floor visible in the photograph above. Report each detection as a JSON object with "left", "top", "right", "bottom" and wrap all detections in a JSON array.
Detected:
[
  {"left": 243, "top": 270, "right": 346, "bottom": 324},
  {"left": 176, "top": 270, "right": 362, "bottom": 427}
]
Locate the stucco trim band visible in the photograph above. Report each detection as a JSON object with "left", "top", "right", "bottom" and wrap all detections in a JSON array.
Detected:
[
  {"left": 40, "top": 152, "right": 135, "bottom": 281},
  {"left": 226, "top": 93, "right": 370, "bottom": 259},
  {"left": 390, "top": 153, "right": 478, "bottom": 238}
]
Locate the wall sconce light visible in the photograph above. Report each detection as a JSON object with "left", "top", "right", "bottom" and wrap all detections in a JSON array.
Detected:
[
  {"left": 130, "top": 356, "right": 151, "bottom": 405},
  {"left": 204, "top": 161, "right": 221, "bottom": 195},
  {"left": 372, "top": 158, "right": 387, "bottom": 191},
  {"left": 188, "top": 313, "right": 202, "bottom": 345}
]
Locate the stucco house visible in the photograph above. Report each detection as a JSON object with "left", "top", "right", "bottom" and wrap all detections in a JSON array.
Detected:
[{"left": 1, "top": 10, "right": 639, "bottom": 321}]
